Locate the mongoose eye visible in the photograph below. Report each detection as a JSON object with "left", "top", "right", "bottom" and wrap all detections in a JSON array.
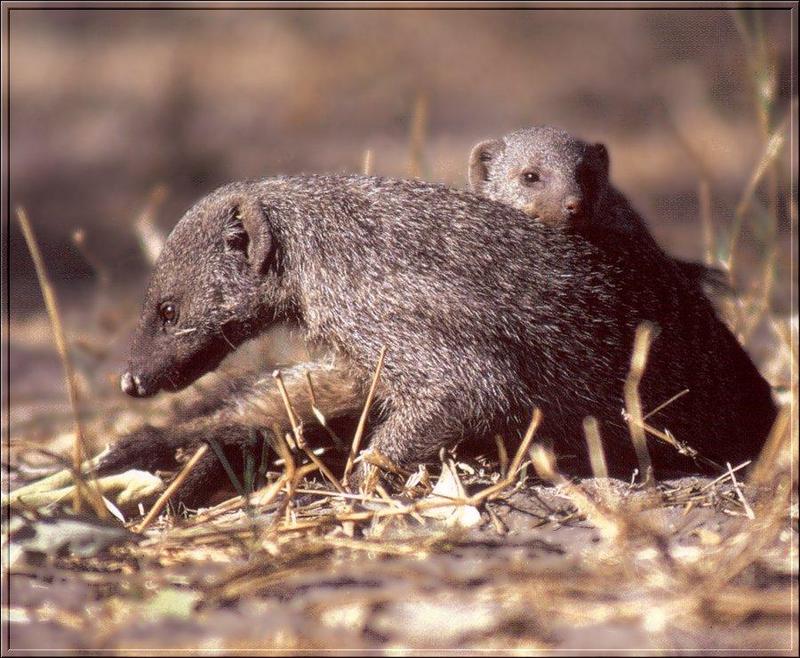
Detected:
[
  {"left": 159, "top": 302, "right": 179, "bottom": 326},
  {"left": 520, "top": 171, "right": 541, "bottom": 186}
]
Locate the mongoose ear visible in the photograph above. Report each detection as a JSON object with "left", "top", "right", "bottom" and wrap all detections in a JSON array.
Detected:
[
  {"left": 468, "top": 139, "right": 505, "bottom": 193},
  {"left": 225, "top": 198, "right": 273, "bottom": 273},
  {"left": 585, "top": 142, "right": 610, "bottom": 179}
]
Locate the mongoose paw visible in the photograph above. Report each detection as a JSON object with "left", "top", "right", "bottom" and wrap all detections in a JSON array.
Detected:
[
  {"left": 96, "top": 425, "right": 183, "bottom": 476},
  {"left": 347, "top": 451, "right": 410, "bottom": 494},
  {"left": 160, "top": 449, "right": 229, "bottom": 511}
]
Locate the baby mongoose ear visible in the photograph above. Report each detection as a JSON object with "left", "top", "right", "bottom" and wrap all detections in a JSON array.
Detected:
[
  {"left": 585, "top": 142, "right": 610, "bottom": 179},
  {"left": 224, "top": 198, "right": 273, "bottom": 273},
  {"left": 468, "top": 139, "right": 505, "bottom": 193}
]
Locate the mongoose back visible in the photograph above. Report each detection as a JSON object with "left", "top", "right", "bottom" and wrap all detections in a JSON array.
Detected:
[
  {"left": 468, "top": 126, "right": 724, "bottom": 290},
  {"left": 119, "top": 175, "right": 776, "bottom": 487}
]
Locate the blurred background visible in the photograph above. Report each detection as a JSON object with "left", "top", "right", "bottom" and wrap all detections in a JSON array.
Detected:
[{"left": 6, "top": 7, "right": 796, "bottom": 438}]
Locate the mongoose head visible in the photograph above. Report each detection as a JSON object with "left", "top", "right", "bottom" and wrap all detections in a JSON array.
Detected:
[
  {"left": 468, "top": 126, "right": 609, "bottom": 224},
  {"left": 121, "top": 182, "right": 284, "bottom": 397}
]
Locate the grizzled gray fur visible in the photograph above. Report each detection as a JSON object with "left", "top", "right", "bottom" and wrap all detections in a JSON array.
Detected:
[
  {"left": 468, "top": 126, "right": 723, "bottom": 291},
  {"left": 116, "top": 175, "right": 775, "bottom": 495}
]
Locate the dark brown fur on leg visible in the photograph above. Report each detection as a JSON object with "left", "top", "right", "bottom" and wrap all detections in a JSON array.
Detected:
[{"left": 100, "top": 361, "right": 365, "bottom": 505}]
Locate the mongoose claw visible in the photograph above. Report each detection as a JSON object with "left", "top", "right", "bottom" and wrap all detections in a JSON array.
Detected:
[{"left": 96, "top": 425, "right": 184, "bottom": 476}]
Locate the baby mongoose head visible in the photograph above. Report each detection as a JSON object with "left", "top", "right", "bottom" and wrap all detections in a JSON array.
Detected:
[
  {"left": 121, "top": 182, "right": 284, "bottom": 397},
  {"left": 469, "top": 126, "right": 609, "bottom": 225}
]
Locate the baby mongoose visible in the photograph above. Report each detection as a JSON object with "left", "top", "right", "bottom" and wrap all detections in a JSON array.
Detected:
[
  {"left": 468, "top": 125, "right": 723, "bottom": 290},
  {"left": 105, "top": 175, "right": 775, "bottom": 503}
]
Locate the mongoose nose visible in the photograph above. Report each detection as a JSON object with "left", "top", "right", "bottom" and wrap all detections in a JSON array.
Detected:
[
  {"left": 120, "top": 372, "right": 144, "bottom": 397},
  {"left": 564, "top": 196, "right": 582, "bottom": 216}
]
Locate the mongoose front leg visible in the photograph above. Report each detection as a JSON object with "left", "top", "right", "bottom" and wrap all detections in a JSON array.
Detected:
[
  {"left": 348, "top": 392, "right": 478, "bottom": 490},
  {"left": 98, "top": 360, "right": 366, "bottom": 503}
]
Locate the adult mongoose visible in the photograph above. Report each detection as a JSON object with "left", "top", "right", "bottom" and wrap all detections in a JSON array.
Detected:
[{"left": 107, "top": 175, "right": 775, "bottom": 501}]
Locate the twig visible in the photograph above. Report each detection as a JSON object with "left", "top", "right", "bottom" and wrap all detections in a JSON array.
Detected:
[
  {"left": 265, "top": 424, "right": 300, "bottom": 528},
  {"left": 136, "top": 443, "right": 209, "bottom": 533},
  {"left": 644, "top": 388, "right": 690, "bottom": 421},
  {"left": 303, "top": 369, "right": 318, "bottom": 407},
  {"left": 583, "top": 416, "right": 608, "bottom": 479},
  {"left": 375, "top": 482, "right": 426, "bottom": 524},
  {"left": 303, "top": 369, "right": 345, "bottom": 450},
  {"left": 269, "top": 423, "right": 296, "bottom": 485},
  {"left": 494, "top": 434, "right": 509, "bottom": 478},
  {"left": 727, "top": 118, "right": 788, "bottom": 268},
  {"left": 271, "top": 463, "right": 319, "bottom": 530},
  {"left": 699, "top": 460, "right": 752, "bottom": 491},
  {"left": 303, "top": 449, "right": 345, "bottom": 494},
  {"left": 251, "top": 474, "right": 288, "bottom": 508},
  {"left": 274, "top": 370, "right": 345, "bottom": 493},
  {"left": 638, "top": 421, "right": 722, "bottom": 471},
  {"left": 726, "top": 462, "right": 755, "bottom": 520},
  {"left": 624, "top": 322, "right": 655, "bottom": 485},
  {"left": 294, "top": 487, "right": 388, "bottom": 503},
  {"left": 342, "top": 346, "right": 387, "bottom": 485},
  {"left": 15, "top": 207, "right": 106, "bottom": 518},
  {"left": 697, "top": 180, "right": 716, "bottom": 267},
  {"left": 483, "top": 408, "right": 542, "bottom": 503},
  {"left": 273, "top": 370, "right": 303, "bottom": 448},
  {"left": 362, "top": 149, "right": 373, "bottom": 176},
  {"left": 408, "top": 92, "right": 428, "bottom": 179},
  {"left": 71, "top": 229, "right": 111, "bottom": 289},
  {"left": 507, "top": 407, "right": 543, "bottom": 479},
  {"left": 747, "top": 406, "right": 791, "bottom": 487},
  {"left": 134, "top": 184, "right": 168, "bottom": 266},
  {"left": 529, "top": 444, "right": 622, "bottom": 541}
]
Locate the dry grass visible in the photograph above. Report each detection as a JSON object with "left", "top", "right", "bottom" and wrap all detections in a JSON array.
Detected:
[
  {"left": 14, "top": 208, "right": 106, "bottom": 519},
  {"left": 341, "top": 345, "right": 387, "bottom": 486},
  {"left": 61, "top": 386, "right": 791, "bottom": 651}
]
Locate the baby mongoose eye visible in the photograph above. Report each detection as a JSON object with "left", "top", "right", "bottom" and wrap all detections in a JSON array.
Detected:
[
  {"left": 159, "top": 301, "right": 179, "bottom": 326},
  {"left": 520, "top": 171, "right": 541, "bottom": 186}
]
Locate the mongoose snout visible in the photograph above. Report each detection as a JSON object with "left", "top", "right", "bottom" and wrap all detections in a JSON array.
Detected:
[
  {"left": 120, "top": 371, "right": 147, "bottom": 397},
  {"left": 563, "top": 194, "right": 582, "bottom": 217}
]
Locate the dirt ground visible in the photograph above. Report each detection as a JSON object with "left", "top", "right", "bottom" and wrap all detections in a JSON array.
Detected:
[{"left": 5, "top": 472, "right": 797, "bottom": 653}]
